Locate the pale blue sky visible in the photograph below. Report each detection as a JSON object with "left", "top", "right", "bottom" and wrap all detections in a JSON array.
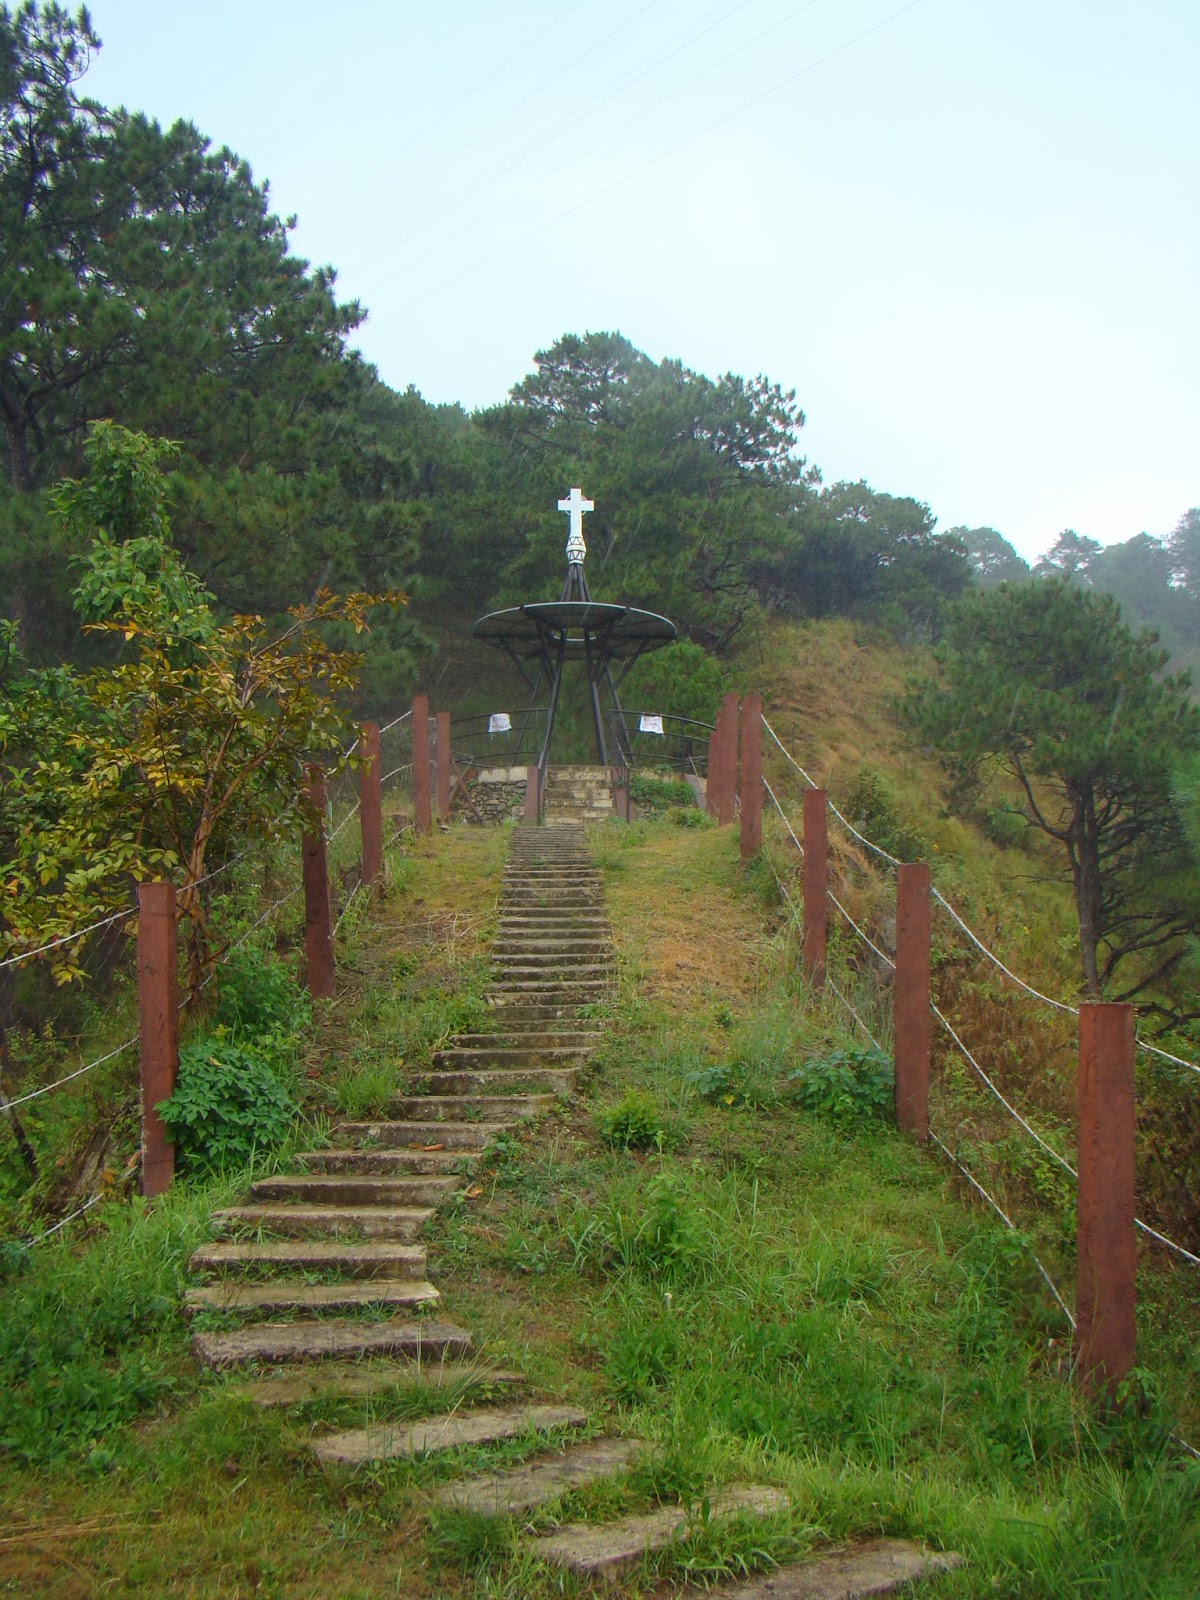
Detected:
[{"left": 81, "top": 0, "right": 1197, "bottom": 561}]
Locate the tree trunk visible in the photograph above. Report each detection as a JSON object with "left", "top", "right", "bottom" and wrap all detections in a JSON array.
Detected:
[{"left": 1069, "top": 786, "right": 1104, "bottom": 998}]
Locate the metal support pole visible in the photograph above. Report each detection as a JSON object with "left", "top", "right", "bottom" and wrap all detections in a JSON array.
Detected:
[
  {"left": 302, "top": 770, "right": 335, "bottom": 999},
  {"left": 740, "top": 694, "right": 763, "bottom": 859},
  {"left": 1075, "top": 1002, "right": 1137, "bottom": 1397},
  {"left": 803, "top": 788, "right": 828, "bottom": 990},
  {"left": 894, "top": 863, "right": 931, "bottom": 1140},
  {"left": 436, "top": 711, "right": 451, "bottom": 821},
  {"left": 137, "top": 881, "right": 178, "bottom": 1198},
  {"left": 412, "top": 693, "right": 431, "bottom": 835},
  {"left": 360, "top": 722, "right": 383, "bottom": 886}
]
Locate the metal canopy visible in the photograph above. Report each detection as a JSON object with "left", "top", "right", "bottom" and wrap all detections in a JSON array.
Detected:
[
  {"left": 472, "top": 489, "right": 677, "bottom": 771},
  {"left": 473, "top": 601, "right": 676, "bottom": 662}
]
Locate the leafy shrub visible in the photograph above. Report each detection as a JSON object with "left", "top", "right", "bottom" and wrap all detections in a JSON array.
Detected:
[
  {"left": 158, "top": 1035, "right": 297, "bottom": 1176},
  {"left": 982, "top": 805, "right": 1027, "bottom": 850},
  {"left": 670, "top": 805, "right": 711, "bottom": 828},
  {"left": 686, "top": 1060, "right": 778, "bottom": 1111},
  {"left": 214, "top": 943, "right": 310, "bottom": 1037},
  {"left": 843, "top": 767, "right": 927, "bottom": 862},
  {"left": 596, "top": 1089, "right": 683, "bottom": 1152},
  {"left": 630, "top": 774, "right": 698, "bottom": 818},
  {"left": 787, "top": 1046, "right": 894, "bottom": 1127}
]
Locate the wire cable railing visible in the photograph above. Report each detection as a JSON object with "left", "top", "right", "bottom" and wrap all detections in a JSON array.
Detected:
[
  {"left": 761, "top": 713, "right": 1200, "bottom": 1082},
  {"left": 761, "top": 718, "right": 1200, "bottom": 1273},
  {"left": 2, "top": 703, "right": 418, "bottom": 1242}
]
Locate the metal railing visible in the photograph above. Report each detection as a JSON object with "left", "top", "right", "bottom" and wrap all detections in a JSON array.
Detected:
[{"left": 614, "top": 711, "right": 714, "bottom": 776}]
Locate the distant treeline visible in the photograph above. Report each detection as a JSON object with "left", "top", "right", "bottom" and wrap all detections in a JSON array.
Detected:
[
  {"left": 3, "top": 3, "right": 1195, "bottom": 703},
  {"left": 955, "top": 523, "right": 1200, "bottom": 675}
]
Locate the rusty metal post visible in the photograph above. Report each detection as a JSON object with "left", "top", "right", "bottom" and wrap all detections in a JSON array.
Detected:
[
  {"left": 740, "top": 693, "right": 763, "bottom": 859},
  {"left": 137, "top": 881, "right": 178, "bottom": 1198},
  {"left": 802, "top": 788, "right": 828, "bottom": 990},
  {"left": 412, "top": 693, "right": 431, "bottom": 835},
  {"left": 894, "top": 862, "right": 931, "bottom": 1140},
  {"left": 708, "top": 692, "right": 739, "bottom": 825},
  {"left": 1075, "top": 1002, "right": 1137, "bottom": 1397},
  {"left": 524, "top": 765, "right": 540, "bottom": 822},
  {"left": 359, "top": 722, "right": 383, "bottom": 887},
  {"left": 436, "top": 711, "right": 452, "bottom": 822},
  {"left": 302, "top": 770, "right": 335, "bottom": 999}
]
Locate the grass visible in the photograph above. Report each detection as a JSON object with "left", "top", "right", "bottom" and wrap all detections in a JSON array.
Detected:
[{"left": 0, "top": 806, "right": 1197, "bottom": 1596}]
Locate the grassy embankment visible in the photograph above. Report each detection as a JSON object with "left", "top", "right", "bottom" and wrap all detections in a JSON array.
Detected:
[{"left": 0, "top": 803, "right": 1197, "bottom": 1598}]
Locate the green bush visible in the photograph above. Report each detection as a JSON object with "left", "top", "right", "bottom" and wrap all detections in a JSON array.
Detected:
[
  {"left": 158, "top": 1035, "right": 297, "bottom": 1176},
  {"left": 843, "top": 767, "right": 927, "bottom": 862},
  {"left": 214, "top": 942, "right": 310, "bottom": 1037},
  {"left": 596, "top": 1089, "right": 683, "bottom": 1152},
  {"left": 787, "top": 1046, "right": 894, "bottom": 1128},
  {"left": 630, "top": 774, "right": 697, "bottom": 818},
  {"left": 670, "top": 805, "right": 710, "bottom": 828},
  {"left": 982, "top": 805, "right": 1027, "bottom": 850}
]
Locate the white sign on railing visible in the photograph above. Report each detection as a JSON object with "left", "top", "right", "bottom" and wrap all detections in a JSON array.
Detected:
[
  {"left": 488, "top": 712, "right": 512, "bottom": 734},
  {"left": 639, "top": 714, "right": 664, "bottom": 735}
]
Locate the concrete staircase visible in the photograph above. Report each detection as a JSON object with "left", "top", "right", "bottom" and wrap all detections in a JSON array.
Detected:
[
  {"left": 187, "top": 822, "right": 613, "bottom": 1424},
  {"left": 184, "top": 822, "right": 959, "bottom": 1592},
  {"left": 542, "top": 763, "right": 615, "bottom": 823}
]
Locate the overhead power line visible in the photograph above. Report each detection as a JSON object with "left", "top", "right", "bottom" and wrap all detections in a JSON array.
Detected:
[
  {"left": 379, "top": 0, "right": 928, "bottom": 313},
  {"left": 300, "top": 0, "right": 595, "bottom": 232},
  {"left": 343, "top": 0, "right": 784, "bottom": 283}
]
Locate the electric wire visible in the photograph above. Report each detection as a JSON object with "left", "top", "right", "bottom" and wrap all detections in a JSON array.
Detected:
[
  {"left": 338, "top": 0, "right": 667, "bottom": 262},
  {"left": 385, "top": 0, "right": 928, "bottom": 313},
  {"left": 348, "top": 0, "right": 799, "bottom": 286},
  {"left": 300, "top": 0, "right": 594, "bottom": 231}
]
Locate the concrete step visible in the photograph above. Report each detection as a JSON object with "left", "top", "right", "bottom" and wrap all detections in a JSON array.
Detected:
[
  {"left": 312, "top": 1120, "right": 515, "bottom": 1151},
  {"left": 494, "top": 955, "right": 612, "bottom": 974},
  {"left": 432, "top": 1437, "right": 643, "bottom": 1516},
  {"left": 482, "top": 1001, "right": 595, "bottom": 1020},
  {"left": 533, "top": 1485, "right": 789, "bottom": 1578},
  {"left": 189, "top": 1239, "right": 426, "bottom": 1278},
  {"left": 211, "top": 1204, "right": 434, "bottom": 1241},
  {"left": 448, "top": 1033, "right": 599, "bottom": 1050},
  {"left": 231, "top": 1360, "right": 526, "bottom": 1409},
  {"left": 492, "top": 941, "right": 612, "bottom": 959},
  {"left": 435, "top": 1047, "right": 594, "bottom": 1070},
  {"left": 194, "top": 1316, "right": 472, "bottom": 1370},
  {"left": 184, "top": 1277, "right": 440, "bottom": 1317},
  {"left": 711, "top": 1540, "right": 964, "bottom": 1598},
  {"left": 492, "top": 961, "right": 611, "bottom": 979},
  {"left": 363, "top": 1095, "right": 555, "bottom": 1122},
  {"left": 416, "top": 1068, "right": 580, "bottom": 1096},
  {"left": 249, "top": 1173, "right": 461, "bottom": 1208},
  {"left": 488, "top": 981, "right": 610, "bottom": 997},
  {"left": 312, "top": 1403, "right": 588, "bottom": 1467},
  {"left": 296, "top": 1149, "right": 480, "bottom": 1175}
]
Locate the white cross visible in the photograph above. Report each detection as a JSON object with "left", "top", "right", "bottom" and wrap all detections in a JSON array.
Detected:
[{"left": 557, "top": 486, "right": 594, "bottom": 563}]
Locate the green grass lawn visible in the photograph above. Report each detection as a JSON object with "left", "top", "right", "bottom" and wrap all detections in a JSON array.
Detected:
[{"left": 0, "top": 818, "right": 1196, "bottom": 1598}]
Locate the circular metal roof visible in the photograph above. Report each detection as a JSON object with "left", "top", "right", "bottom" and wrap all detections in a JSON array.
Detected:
[{"left": 473, "top": 600, "right": 677, "bottom": 662}]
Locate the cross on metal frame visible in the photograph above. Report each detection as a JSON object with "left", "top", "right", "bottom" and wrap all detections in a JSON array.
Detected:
[
  {"left": 557, "top": 487, "right": 594, "bottom": 565},
  {"left": 474, "top": 487, "right": 676, "bottom": 772}
]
